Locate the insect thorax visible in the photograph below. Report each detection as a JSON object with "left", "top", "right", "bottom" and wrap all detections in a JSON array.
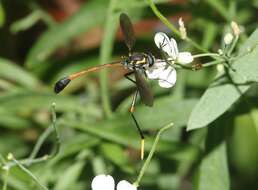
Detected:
[{"left": 122, "top": 52, "right": 155, "bottom": 71}]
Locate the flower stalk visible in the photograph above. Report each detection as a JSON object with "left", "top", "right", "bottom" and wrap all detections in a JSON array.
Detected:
[
  {"left": 147, "top": 0, "right": 208, "bottom": 53},
  {"left": 134, "top": 123, "right": 173, "bottom": 187}
]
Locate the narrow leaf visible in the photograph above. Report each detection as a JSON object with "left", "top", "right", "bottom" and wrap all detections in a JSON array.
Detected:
[
  {"left": 26, "top": 0, "right": 108, "bottom": 68},
  {"left": 0, "top": 58, "right": 40, "bottom": 88}
]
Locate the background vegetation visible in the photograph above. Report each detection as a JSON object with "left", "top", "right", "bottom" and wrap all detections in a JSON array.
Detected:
[{"left": 0, "top": 0, "right": 258, "bottom": 189}]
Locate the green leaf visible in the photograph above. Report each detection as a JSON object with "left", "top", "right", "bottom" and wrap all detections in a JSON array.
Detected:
[
  {"left": 201, "top": 22, "right": 218, "bottom": 50},
  {"left": 194, "top": 124, "right": 229, "bottom": 190},
  {"left": 100, "top": 143, "right": 129, "bottom": 167},
  {"left": 114, "top": 97, "right": 197, "bottom": 131},
  {"left": 188, "top": 28, "right": 258, "bottom": 130},
  {"left": 250, "top": 109, "right": 258, "bottom": 136},
  {"left": 0, "top": 1, "right": 5, "bottom": 27},
  {"left": 204, "top": 0, "right": 229, "bottom": 21},
  {"left": 0, "top": 114, "right": 31, "bottom": 129},
  {"left": 0, "top": 89, "right": 85, "bottom": 114},
  {"left": 239, "top": 28, "right": 258, "bottom": 55},
  {"left": 137, "top": 97, "right": 197, "bottom": 130},
  {"left": 0, "top": 58, "right": 40, "bottom": 89},
  {"left": 10, "top": 11, "right": 42, "bottom": 34},
  {"left": 54, "top": 161, "right": 85, "bottom": 190},
  {"left": 49, "top": 134, "right": 99, "bottom": 165},
  {"left": 26, "top": 0, "right": 109, "bottom": 68},
  {"left": 230, "top": 113, "right": 258, "bottom": 175},
  {"left": 64, "top": 114, "right": 199, "bottom": 160}
]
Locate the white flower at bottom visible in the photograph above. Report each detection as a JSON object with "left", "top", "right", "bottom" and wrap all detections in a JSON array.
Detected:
[
  {"left": 117, "top": 180, "right": 137, "bottom": 190},
  {"left": 146, "top": 61, "right": 177, "bottom": 88},
  {"left": 91, "top": 175, "right": 115, "bottom": 190},
  {"left": 91, "top": 175, "right": 137, "bottom": 190}
]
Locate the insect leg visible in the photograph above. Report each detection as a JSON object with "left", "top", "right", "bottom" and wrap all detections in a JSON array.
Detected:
[
  {"left": 129, "top": 91, "right": 145, "bottom": 160},
  {"left": 124, "top": 72, "right": 145, "bottom": 160},
  {"left": 124, "top": 71, "right": 136, "bottom": 84}
]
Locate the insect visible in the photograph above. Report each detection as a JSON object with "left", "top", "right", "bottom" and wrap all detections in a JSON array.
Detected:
[{"left": 54, "top": 13, "right": 156, "bottom": 160}]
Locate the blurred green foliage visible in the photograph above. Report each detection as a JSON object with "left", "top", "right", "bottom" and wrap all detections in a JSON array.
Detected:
[{"left": 0, "top": 0, "right": 258, "bottom": 190}]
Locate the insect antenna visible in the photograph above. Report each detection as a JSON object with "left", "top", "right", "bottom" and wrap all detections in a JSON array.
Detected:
[{"left": 54, "top": 62, "right": 122, "bottom": 93}]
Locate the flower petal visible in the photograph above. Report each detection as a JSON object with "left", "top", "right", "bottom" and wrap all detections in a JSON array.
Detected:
[
  {"left": 91, "top": 175, "right": 115, "bottom": 190},
  {"left": 158, "top": 66, "right": 177, "bottom": 88},
  {"left": 154, "top": 32, "right": 178, "bottom": 59},
  {"left": 170, "top": 38, "right": 179, "bottom": 58},
  {"left": 145, "top": 61, "right": 166, "bottom": 79},
  {"left": 117, "top": 180, "right": 137, "bottom": 190},
  {"left": 177, "top": 52, "right": 193, "bottom": 64}
]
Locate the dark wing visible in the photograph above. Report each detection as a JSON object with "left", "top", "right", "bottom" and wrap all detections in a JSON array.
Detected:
[
  {"left": 134, "top": 71, "right": 154, "bottom": 107},
  {"left": 119, "top": 13, "right": 136, "bottom": 52}
]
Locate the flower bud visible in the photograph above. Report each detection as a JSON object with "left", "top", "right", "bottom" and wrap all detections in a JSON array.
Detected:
[
  {"left": 177, "top": 52, "right": 193, "bottom": 64},
  {"left": 7, "top": 153, "right": 13, "bottom": 160},
  {"left": 224, "top": 33, "right": 234, "bottom": 45},
  {"left": 218, "top": 49, "right": 223, "bottom": 55},
  {"left": 216, "top": 64, "right": 224, "bottom": 73},
  {"left": 178, "top": 18, "right": 187, "bottom": 39},
  {"left": 231, "top": 21, "right": 240, "bottom": 36}
]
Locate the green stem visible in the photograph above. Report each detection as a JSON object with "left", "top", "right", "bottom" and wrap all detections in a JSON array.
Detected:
[
  {"left": 202, "top": 60, "right": 225, "bottom": 67},
  {"left": 11, "top": 156, "right": 49, "bottom": 190},
  {"left": 4, "top": 156, "right": 49, "bottom": 169},
  {"left": 28, "top": 103, "right": 60, "bottom": 163},
  {"left": 28, "top": 125, "right": 52, "bottom": 161},
  {"left": 0, "top": 153, "right": 5, "bottom": 163},
  {"left": 2, "top": 169, "right": 9, "bottom": 190},
  {"left": 49, "top": 103, "right": 61, "bottom": 158},
  {"left": 227, "top": 36, "right": 239, "bottom": 56},
  {"left": 134, "top": 123, "right": 173, "bottom": 187},
  {"left": 192, "top": 53, "right": 221, "bottom": 59},
  {"left": 205, "top": 0, "right": 229, "bottom": 21},
  {"left": 99, "top": 0, "right": 119, "bottom": 118},
  {"left": 147, "top": 0, "right": 208, "bottom": 53}
]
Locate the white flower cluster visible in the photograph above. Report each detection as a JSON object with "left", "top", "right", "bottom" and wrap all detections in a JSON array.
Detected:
[
  {"left": 145, "top": 32, "right": 193, "bottom": 88},
  {"left": 91, "top": 175, "right": 137, "bottom": 190}
]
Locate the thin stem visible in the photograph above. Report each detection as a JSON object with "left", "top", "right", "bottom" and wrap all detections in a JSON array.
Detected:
[
  {"left": 147, "top": 0, "right": 208, "bottom": 53},
  {"left": 134, "top": 123, "right": 173, "bottom": 187},
  {"left": 5, "top": 155, "right": 49, "bottom": 169},
  {"left": 202, "top": 60, "right": 225, "bottom": 67},
  {"left": 99, "top": 0, "right": 119, "bottom": 118},
  {"left": 227, "top": 36, "right": 239, "bottom": 56},
  {"left": 174, "top": 63, "right": 194, "bottom": 70},
  {"left": 2, "top": 169, "right": 9, "bottom": 190},
  {"left": 192, "top": 53, "right": 221, "bottom": 59},
  {"left": 28, "top": 103, "right": 60, "bottom": 164},
  {"left": 11, "top": 156, "right": 49, "bottom": 190},
  {"left": 0, "top": 153, "right": 5, "bottom": 163},
  {"left": 28, "top": 126, "right": 52, "bottom": 161},
  {"left": 29, "top": 1, "right": 55, "bottom": 27},
  {"left": 49, "top": 103, "right": 61, "bottom": 158}
]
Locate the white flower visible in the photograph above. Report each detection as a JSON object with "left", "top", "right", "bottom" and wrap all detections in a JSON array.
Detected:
[
  {"left": 91, "top": 175, "right": 137, "bottom": 190},
  {"left": 145, "top": 32, "right": 193, "bottom": 88},
  {"left": 145, "top": 61, "right": 177, "bottom": 88},
  {"left": 154, "top": 32, "right": 193, "bottom": 64},
  {"left": 117, "top": 180, "right": 137, "bottom": 190}
]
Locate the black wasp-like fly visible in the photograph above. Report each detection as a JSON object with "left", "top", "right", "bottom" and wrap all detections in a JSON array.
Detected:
[{"left": 55, "top": 13, "right": 157, "bottom": 159}]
